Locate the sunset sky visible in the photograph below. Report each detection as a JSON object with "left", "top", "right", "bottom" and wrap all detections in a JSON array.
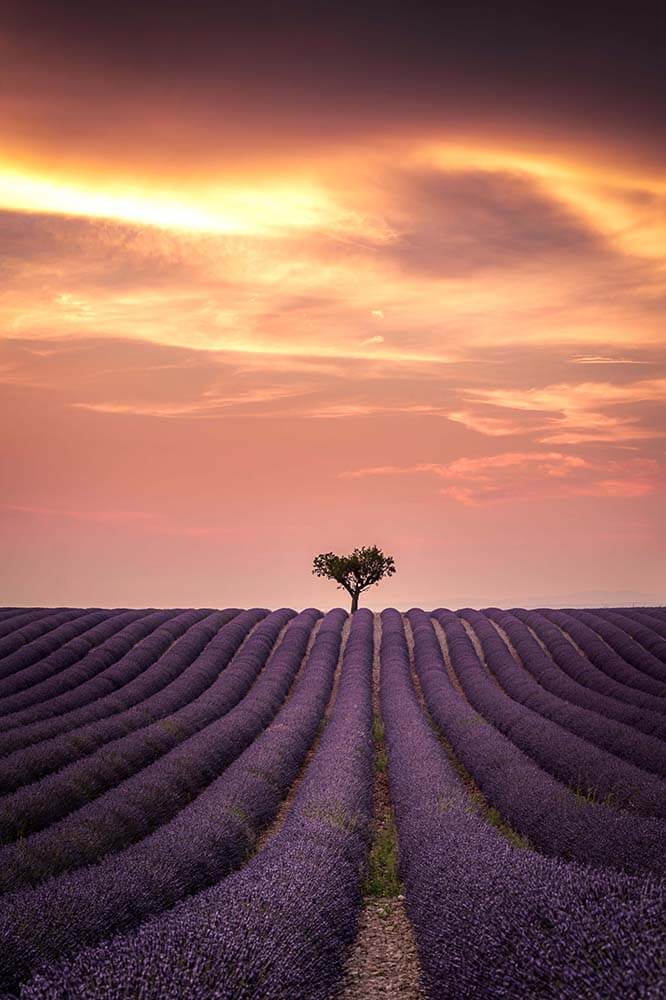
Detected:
[{"left": 1, "top": 1, "right": 665, "bottom": 609}]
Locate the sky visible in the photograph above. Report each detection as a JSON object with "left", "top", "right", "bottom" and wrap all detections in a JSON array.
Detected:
[{"left": 1, "top": 1, "right": 665, "bottom": 610}]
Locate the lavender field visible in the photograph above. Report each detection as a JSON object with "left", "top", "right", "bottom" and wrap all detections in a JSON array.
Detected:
[{"left": 0, "top": 605, "right": 664, "bottom": 998}]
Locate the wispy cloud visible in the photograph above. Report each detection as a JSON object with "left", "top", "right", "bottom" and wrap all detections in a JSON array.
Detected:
[
  {"left": 455, "top": 378, "right": 666, "bottom": 445},
  {"left": 446, "top": 409, "right": 532, "bottom": 437},
  {"left": 1, "top": 86, "right": 666, "bottom": 606},
  {"left": 307, "top": 402, "right": 437, "bottom": 419},
  {"left": 570, "top": 355, "right": 650, "bottom": 365},
  {"left": 70, "top": 384, "right": 311, "bottom": 418},
  {"left": 340, "top": 452, "right": 663, "bottom": 505}
]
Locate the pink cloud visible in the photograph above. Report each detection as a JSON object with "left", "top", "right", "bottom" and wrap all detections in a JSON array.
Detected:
[{"left": 340, "top": 452, "right": 663, "bottom": 505}]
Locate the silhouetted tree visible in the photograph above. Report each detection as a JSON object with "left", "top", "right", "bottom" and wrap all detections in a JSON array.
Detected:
[{"left": 312, "top": 545, "right": 396, "bottom": 612}]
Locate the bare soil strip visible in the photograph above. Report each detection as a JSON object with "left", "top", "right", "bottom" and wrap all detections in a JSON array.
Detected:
[
  {"left": 429, "top": 617, "right": 466, "bottom": 697},
  {"left": 341, "top": 898, "right": 425, "bottom": 999},
  {"left": 459, "top": 617, "right": 504, "bottom": 690},
  {"left": 488, "top": 617, "right": 536, "bottom": 675},
  {"left": 548, "top": 617, "right": 605, "bottom": 659},
  {"left": 340, "top": 613, "right": 425, "bottom": 1000}
]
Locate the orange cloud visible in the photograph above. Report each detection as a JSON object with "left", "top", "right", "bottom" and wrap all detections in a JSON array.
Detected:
[{"left": 1, "top": 9, "right": 665, "bottom": 609}]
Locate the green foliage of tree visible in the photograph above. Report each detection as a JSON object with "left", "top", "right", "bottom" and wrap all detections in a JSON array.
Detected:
[{"left": 312, "top": 545, "right": 396, "bottom": 612}]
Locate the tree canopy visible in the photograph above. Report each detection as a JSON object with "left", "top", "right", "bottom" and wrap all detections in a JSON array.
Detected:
[{"left": 312, "top": 545, "right": 396, "bottom": 612}]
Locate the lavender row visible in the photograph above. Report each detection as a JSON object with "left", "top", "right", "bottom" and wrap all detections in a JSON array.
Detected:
[
  {"left": 0, "top": 610, "right": 126, "bottom": 689},
  {"left": 0, "top": 611, "right": 145, "bottom": 707},
  {"left": 534, "top": 608, "right": 666, "bottom": 701},
  {"left": 590, "top": 604, "right": 664, "bottom": 616},
  {"left": 585, "top": 607, "right": 666, "bottom": 666},
  {"left": 0, "top": 608, "right": 318, "bottom": 891},
  {"left": 615, "top": 608, "right": 666, "bottom": 640},
  {"left": 569, "top": 609, "right": 664, "bottom": 693},
  {"left": 0, "top": 608, "right": 282, "bottom": 845},
  {"left": 0, "top": 610, "right": 216, "bottom": 748},
  {"left": 0, "top": 610, "right": 178, "bottom": 723},
  {"left": 381, "top": 609, "right": 665, "bottom": 1000},
  {"left": 0, "top": 609, "right": 348, "bottom": 994},
  {"left": 410, "top": 609, "right": 666, "bottom": 874},
  {"left": 491, "top": 609, "right": 666, "bottom": 738},
  {"left": 612, "top": 607, "right": 666, "bottom": 623},
  {"left": 478, "top": 611, "right": 666, "bottom": 777},
  {"left": 448, "top": 609, "right": 666, "bottom": 812},
  {"left": 0, "top": 609, "right": 31, "bottom": 626},
  {"left": 586, "top": 608, "right": 666, "bottom": 672},
  {"left": 0, "top": 610, "right": 255, "bottom": 827},
  {"left": 0, "top": 610, "right": 242, "bottom": 788},
  {"left": 513, "top": 609, "right": 666, "bottom": 727},
  {"left": 20, "top": 609, "right": 374, "bottom": 1000},
  {"left": 0, "top": 610, "right": 91, "bottom": 661},
  {"left": 0, "top": 610, "right": 70, "bottom": 641}
]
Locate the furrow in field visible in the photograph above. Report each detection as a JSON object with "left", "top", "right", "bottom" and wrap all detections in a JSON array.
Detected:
[
  {"left": 408, "top": 609, "right": 666, "bottom": 875},
  {"left": 539, "top": 609, "right": 666, "bottom": 698},
  {"left": 340, "top": 612, "right": 424, "bottom": 1000},
  {"left": 0, "top": 610, "right": 114, "bottom": 680},
  {"left": 580, "top": 609, "right": 666, "bottom": 671},
  {"left": 0, "top": 609, "right": 217, "bottom": 748},
  {"left": 252, "top": 611, "right": 350, "bottom": 857},
  {"left": 0, "top": 612, "right": 264, "bottom": 812},
  {"left": 614, "top": 608, "right": 666, "bottom": 641},
  {"left": 0, "top": 610, "right": 178, "bottom": 725},
  {"left": 0, "top": 611, "right": 144, "bottom": 708},
  {"left": 0, "top": 610, "right": 69, "bottom": 639},
  {"left": 380, "top": 608, "right": 665, "bottom": 1000},
  {"left": 0, "top": 609, "right": 319, "bottom": 891},
  {"left": 406, "top": 612, "right": 528, "bottom": 851},
  {"left": 450, "top": 609, "right": 666, "bottom": 814},
  {"left": 19, "top": 610, "right": 375, "bottom": 1000},
  {"left": 568, "top": 609, "right": 666, "bottom": 696},
  {"left": 492, "top": 610, "right": 666, "bottom": 761},
  {"left": 627, "top": 606, "right": 666, "bottom": 622},
  {"left": 0, "top": 612, "right": 240, "bottom": 768},
  {"left": 0, "top": 609, "right": 30, "bottom": 624},
  {"left": 0, "top": 610, "right": 349, "bottom": 994},
  {"left": 485, "top": 609, "right": 666, "bottom": 743}
]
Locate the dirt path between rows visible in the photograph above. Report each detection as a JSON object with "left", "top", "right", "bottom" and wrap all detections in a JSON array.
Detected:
[
  {"left": 340, "top": 613, "right": 425, "bottom": 1000},
  {"left": 341, "top": 897, "right": 424, "bottom": 999}
]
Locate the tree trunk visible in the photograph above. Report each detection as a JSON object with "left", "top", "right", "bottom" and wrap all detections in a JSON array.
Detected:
[{"left": 350, "top": 592, "right": 360, "bottom": 613}]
